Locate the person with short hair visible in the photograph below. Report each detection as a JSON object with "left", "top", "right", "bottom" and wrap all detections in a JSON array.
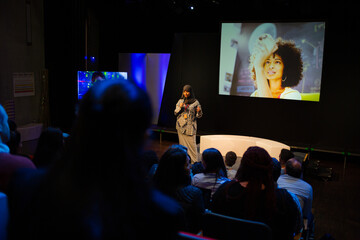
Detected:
[
  {"left": 225, "top": 151, "right": 237, "bottom": 180},
  {"left": 277, "top": 158, "right": 313, "bottom": 227},
  {"left": 279, "top": 148, "right": 295, "bottom": 175}
]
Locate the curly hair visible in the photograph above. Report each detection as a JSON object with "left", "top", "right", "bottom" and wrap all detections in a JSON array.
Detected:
[{"left": 249, "top": 38, "right": 303, "bottom": 88}]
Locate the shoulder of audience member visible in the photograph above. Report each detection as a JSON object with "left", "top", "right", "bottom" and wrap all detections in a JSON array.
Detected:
[
  {"left": 151, "top": 188, "right": 186, "bottom": 236},
  {"left": 9, "top": 168, "right": 47, "bottom": 193},
  {"left": 2, "top": 152, "right": 36, "bottom": 168},
  {"left": 151, "top": 188, "right": 184, "bottom": 216}
]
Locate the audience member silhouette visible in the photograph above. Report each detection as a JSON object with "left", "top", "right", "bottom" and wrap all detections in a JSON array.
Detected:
[
  {"left": 32, "top": 127, "right": 64, "bottom": 168},
  {"left": 272, "top": 158, "right": 303, "bottom": 237},
  {"left": 0, "top": 104, "right": 35, "bottom": 194},
  {"left": 277, "top": 158, "right": 314, "bottom": 233},
  {"left": 211, "top": 146, "right": 298, "bottom": 240},
  {"left": 225, "top": 151, "right": 237, "bottom": 180},
  {"left": 191, "top": 148, "right": 229, "bottom": 197},
  {"left": 191, "top": 161, "right": 204, "bottom": 176},
  {"left": 7, "top": 79, "right": 182, "bottom": 239},
  {"left": 6, "top": 120, "right": 21, "bottom": 155},
  {"left": 140, "top": 149, "right": 159, "bottom": 181},
  {"left": 279, "top": 148, "right": 295, "bottom": 175},
  {"left": 153, "top": 147, "right": 204, "bottom": 233}
]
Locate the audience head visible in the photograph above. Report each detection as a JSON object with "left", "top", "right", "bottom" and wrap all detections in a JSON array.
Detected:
[
  {"left": 236, "top": 146, "right": 274, "bottom": 188},
  {"left": 234, "top": 146, "right": 276, "bottom": 218},
  {"left": 191, "top": 161, "right": 204, "bottom": 175},
  {"left": 225, "top": 151, "right": 237, "bottom": 167},
  {"left": 91, "top": 71, "right": 106, "bottom": 84},
  {"left": 0, "top": 104, "right": 10, "bottom": 143},
  {"left": 7, "top": 128, "right": 21, "bottom": 154},
  {"left": 202, "top": 148, "right": 227, "bottom": 177},
  {"left": 272, "top": 158, "right": 281, "bottom": 182},
  {"left": 6, "top": 119, "right": 21, "bottom": 154},
  {"left": 285, "top": 158, "right": 302, "bottom": 178},
  {"left": 63, "top": 78, "right": 153, "bottom": 186},
  {"left": 153, "top": 147, "right": 191, "bottom": 195},
  {"left": 169, "top": 144, "right": 188, "bottom": 152},
  {"left": 279, "top": 148, "right": 294, "bottom": 166},
  {"left": 140, "top": 150, "right": 159, "bottom": 173},
  {"left": 33, "top": 127, "right": 64, "bottom": 168}
]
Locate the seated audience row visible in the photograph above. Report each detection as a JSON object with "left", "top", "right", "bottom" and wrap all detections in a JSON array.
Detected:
[
  {"left": 148, "top": 144, "right": 307, "bottom": 240},
  {"left": 0, "top": 78, "right": 314, "bottom": 240}
]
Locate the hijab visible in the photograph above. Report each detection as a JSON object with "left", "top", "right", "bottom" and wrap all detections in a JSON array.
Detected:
[{"left": 181, "top": 85, "right": 196, "bottom": 104}]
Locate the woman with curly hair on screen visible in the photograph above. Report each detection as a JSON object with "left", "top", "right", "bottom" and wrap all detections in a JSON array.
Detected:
[{"left": 249, "top": 34, "right": 303, "bottom": 100}]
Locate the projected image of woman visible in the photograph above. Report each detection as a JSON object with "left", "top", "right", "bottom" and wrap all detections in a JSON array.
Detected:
[
  {"left": 249, "top": 34, "right": 303, "bottom": 100},
  {"left": 174, "top": 85, "right": 203, "bottom": 163}
]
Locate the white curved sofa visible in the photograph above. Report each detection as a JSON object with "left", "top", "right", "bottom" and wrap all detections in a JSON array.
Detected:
[{"left": 199, "top": 135, "right": 290, "bottom": 159}]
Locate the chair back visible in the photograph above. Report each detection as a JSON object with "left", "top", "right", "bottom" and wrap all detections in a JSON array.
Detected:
[
  {"left": 202, "top": 211, "right": 272, "bottom": 240},
  {"left": 198, "top": 187, "right": 212, "bottom": 209}
]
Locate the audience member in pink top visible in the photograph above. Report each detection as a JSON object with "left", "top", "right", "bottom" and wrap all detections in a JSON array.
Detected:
[{"left": 0, "top": 104, "right": 36, "bottom": 193}]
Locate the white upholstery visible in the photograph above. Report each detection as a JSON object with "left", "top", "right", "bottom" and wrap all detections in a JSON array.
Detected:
[
  {"left": 0, "top": 192, "right": 8, "bottom": 240},
  {"left": 17, "top": 123, "right": 43, "bottom": 142},
  {"left": 199, "top": 135, "right": 290, "bottom": 159}
]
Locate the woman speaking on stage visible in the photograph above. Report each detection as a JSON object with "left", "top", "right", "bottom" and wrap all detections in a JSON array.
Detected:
[{"left": 174, "top": 85, "right": 203, "bottom": 163}]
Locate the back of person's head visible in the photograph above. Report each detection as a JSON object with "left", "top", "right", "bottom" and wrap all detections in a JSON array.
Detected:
[
  {"left": 234, "top": 146, "right": 275, "bottom": 218},
  {"left": 67, "top": 78, "right": 153, "bottom": 180},
  {"left": 33, "top": 127, "right": 64, "bottom": 168},
  {"left": 140, "top": 150, "right": 159, "bottom": 173},
  {"left": 236, "top": 146, "right": 273, "bottom": 183},
  {"left": 279, "top": 149, "right": 294, "bottom": 165},
  {"left": 285, "top": 158, "right": 302, "bottom": 178},
  {"left": 44, "top": 78, "right": 155, "bottom": 239},
  {"left": 0, "top": 104, "right": 10, "bottom": 143},
  {"left": 7, "top": 129, "right": 21, "bottom": 154},
  {"left": 169, "top": 144, "right": 188, "bottom": 153},
  {"left": 191, "top": 161, "right": 204, "bottom": 175},
  {"left": 6, "top": 119, "right": 21, "bottom": 154},
  {"left": 7, "top": 119, "right": 17, "bottom": 131},
  {"left": 272, "top": 158, "right": 281, "bottom": 182},
  {"left": 202, "top": 148, "right": 227, "bottom": 177},
  {"left": 91, "top": 71, "right": 106, "bottom": 83},
  {"left": 225, "top": 151, "right": 237, "bottom": 167},
  {"left": 153, "top": 147, "right": 191, "bottom": 196}
]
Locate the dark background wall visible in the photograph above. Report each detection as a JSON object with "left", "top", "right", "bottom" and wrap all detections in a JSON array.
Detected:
[{"left": 41, "top": 0, "right": 359, "bottom": 153}]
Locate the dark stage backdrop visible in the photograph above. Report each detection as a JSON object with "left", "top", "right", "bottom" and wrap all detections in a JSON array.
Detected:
[{"left": 158, "top": 32, "right": 360, "bottom": 154}]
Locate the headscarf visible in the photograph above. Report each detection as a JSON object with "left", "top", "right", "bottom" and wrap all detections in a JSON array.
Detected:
[{"left": 181, "top": 85, "right": 196, "bottom": 104}]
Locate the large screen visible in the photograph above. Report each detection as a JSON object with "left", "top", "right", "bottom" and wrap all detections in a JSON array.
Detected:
[
  {"left": 77, "top": 71, "right": 128, "bottom": 99},
  {"left": 218, "top": 22, "right": 325, "bottom": 102}
]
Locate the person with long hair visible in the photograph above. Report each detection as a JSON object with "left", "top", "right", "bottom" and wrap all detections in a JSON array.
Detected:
[
  {"left": 211, "top": 146, "right": 298, "bottom": 240},
  {"left": 174, "top": 85, "right": 202, "bottom": 163},
  {"left": 191, "top": 148, "right": 229, "bottom": 197},
  {"left": 249, "top": 34, "right": 303, "bottom": 100},
  {"left": 153, "top": 146, "right": 205, "bottom": 233},
  {"left": 7, "top": 79, "right": 182, "bottom": 239}
]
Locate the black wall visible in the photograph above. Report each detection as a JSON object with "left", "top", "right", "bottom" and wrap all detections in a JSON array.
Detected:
[
  {"left": 44, "top": 0, "right": 360, "bottom": 153},
  {"left": 158, "top": 24, "right": 360, "bottom": 154}
]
